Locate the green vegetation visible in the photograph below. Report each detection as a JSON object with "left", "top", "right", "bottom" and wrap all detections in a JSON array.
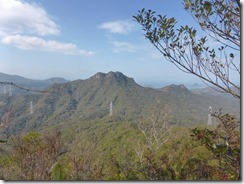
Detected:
[
  {"left": 0, "top": 70, "right": 240, "bottom": 180},
  {"left": 0, "top": 112, "right": 239, "bottom": 180},
  {"left": 0, "top": 0, "right": 240, "bottom": 180},
  {"left": 0, "top": 71, "right": 239, "bottom": 136},
  {"left": 0, "top": 72, "right": 240, "bottom": 180}
]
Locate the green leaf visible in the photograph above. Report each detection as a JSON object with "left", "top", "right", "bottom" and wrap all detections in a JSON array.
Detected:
[
  {"left": 50, "top": 162, "right": 65, "bottom": 180},
  {"left": 184, "top": 0, "right": 192, "bottom": 9},
  {"left": 204, "top": 1, "right": 212, "bottom": 15},
  {"left": 192, "top": 29, "right": 196, "bottom": 37}
]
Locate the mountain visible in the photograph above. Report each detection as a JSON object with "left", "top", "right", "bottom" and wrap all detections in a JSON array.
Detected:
[
  {"left": 0, "top": 72, "right": 69, "bottom": 94},
  {"left": 159, "top": 84, "right": 191, "bottom": 96},
  {"left": 43, "top": 77, "right": 69, "bottom": 84},
  {"left": 0, "top": 71, "right": 240, "bottom": 135}
]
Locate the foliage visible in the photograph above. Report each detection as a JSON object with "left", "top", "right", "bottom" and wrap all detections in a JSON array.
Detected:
[
  {"left": 0, "top": 114, "right": 239, "bottom": 181},
  {"left": 110, "top": 148, "right": 176, "bottom": 180},
  {"left": 5, "top": 130, "right": 65, "bottom": 180},
  {"left": 184, "top": 0, "right": 240, "bottom": 49},
  {"left": 191, "top": 112, "right": 240, "bottom": 180},
  {"left": 62, "top": 142, "right": 105, "bottom": 180},
  {"left": 50, "top": 162, "right": 65, "bottom": 180},
  {"left": 107, "top": 105, "right": 176, "bottom": 180},
  {"left": 133, "top": 0, "right": 240, "bottom": 98},
  {"left": 180, "top": 158, "right": 225, "bottom": 180}
]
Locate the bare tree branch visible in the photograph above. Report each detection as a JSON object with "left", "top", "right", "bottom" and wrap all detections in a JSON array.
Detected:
[{"left": 133, "top": 0, "right": 240, "bottom": 99}]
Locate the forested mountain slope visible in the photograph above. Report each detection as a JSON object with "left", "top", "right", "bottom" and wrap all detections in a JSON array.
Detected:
[{"left": 0, "top": 71, "right": 239, "bottom": 135}]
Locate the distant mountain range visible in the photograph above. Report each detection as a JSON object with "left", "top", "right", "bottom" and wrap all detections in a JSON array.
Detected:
[
  {"left": 0, "top": 71, "right": 240, "bottom": 135},
  {"left": 0, "top": 72, "right": 69, "bottom": 94}
]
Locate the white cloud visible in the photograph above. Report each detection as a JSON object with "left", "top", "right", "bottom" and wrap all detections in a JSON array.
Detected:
[
  {"left": 2, "top": 34, "right": 95, "bottom": 56},
  {"left": 110, "top": 41, "right": 141, "bottom": 53},
  {"left": 99, "top": 20, "right": 136, "bottom": 34},
  {"left": 110, "top": 40, "right": 165, "bottom": 62},
  {"left": 0, "top": 0, "right": 60, "bottom": 36},
  {"left": 0, "top": 0, "right": 94, "bottom": 56}
]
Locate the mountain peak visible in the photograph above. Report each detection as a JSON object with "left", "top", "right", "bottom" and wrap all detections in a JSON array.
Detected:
[
  {"left": 107, "top": 71, "right": 124, "bottom": 78},
  {"left": 44, "top": 77, "right": 69, "bottom": 84},
  {"left": 92, "top": 71, "right": 126, "bottom": 78},
  {"left": 160, "top": 84, "right": 190, "bottom": 94},
  {"left": 106, "top": 71, "right": 130, "bottom": 81},
  {"left": 90, "top": 71, "right": 134, "bottom": 83},
  {"left": 92, "top": 72, "right": 106, "bottom": 79},
  {"left": 178, "top": 84, "right": 188, "bottom": 90}
]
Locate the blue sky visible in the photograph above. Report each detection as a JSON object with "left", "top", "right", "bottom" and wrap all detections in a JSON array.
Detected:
[{"left": 0, "top": 0, "right": 240, "bottom": 87}]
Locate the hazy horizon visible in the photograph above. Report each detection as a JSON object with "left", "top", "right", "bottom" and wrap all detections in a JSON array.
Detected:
[{"left": 0, "top": 70, "right": 210, "bottom": 90}]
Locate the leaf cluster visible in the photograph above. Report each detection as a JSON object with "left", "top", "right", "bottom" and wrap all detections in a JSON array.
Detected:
[{"left": 133, "top": 0, "right": 240, "bottom": 98}]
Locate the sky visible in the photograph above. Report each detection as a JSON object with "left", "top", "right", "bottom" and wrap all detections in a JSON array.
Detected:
[{"left": 0, "top": 0, "right": 240, "bottom": 87}]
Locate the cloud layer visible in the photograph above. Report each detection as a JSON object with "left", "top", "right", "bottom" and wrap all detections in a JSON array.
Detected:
[
  {"left": 99, "top": 20, "right": 136, "bottom": 34},
  {"left": 2, "top": 34, "right": 95, "bottom": 56},
  {"left": 0, "top": 0, "right": 94, "bottom": 56},
  {"left": 110, "top": 41, "right": 141, "bottom": 53}
]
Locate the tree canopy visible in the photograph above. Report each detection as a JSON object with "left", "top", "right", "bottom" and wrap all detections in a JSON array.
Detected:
[{"left": 133, "top": 0, "right": 240, "bottom": 99}]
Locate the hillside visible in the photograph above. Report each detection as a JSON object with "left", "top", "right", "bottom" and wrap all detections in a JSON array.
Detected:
[
  {"left": 0, "top": 71, "right": 240, "bottom": 135},
  {"left": 0, "top": 72, "right": 69, "bottom": 94}
]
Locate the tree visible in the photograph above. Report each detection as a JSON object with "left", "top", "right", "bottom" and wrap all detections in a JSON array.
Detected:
[
  {"left": 8, "top": 131, "right": 65, "bottom": 180},
  {"left": 135, "top": 103, "right": 174, "bottom": 180},
  {"left": 61, "top": 141, "right": 104, "bottom": 180},
  {"left": 109, "top": 103, "right": 176, "bottom": 180},
  {"left": 133, "top": 0, "right": 240, "bottom": 98},
  {"left": 133, "top": 1, "right": 240, "bottom": 180},
  {"left": 191, "top": 112, "right": 240, "bottom": 180},
  {"left": 137, "top": 103, "right": 172, "bottom": 152}
]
